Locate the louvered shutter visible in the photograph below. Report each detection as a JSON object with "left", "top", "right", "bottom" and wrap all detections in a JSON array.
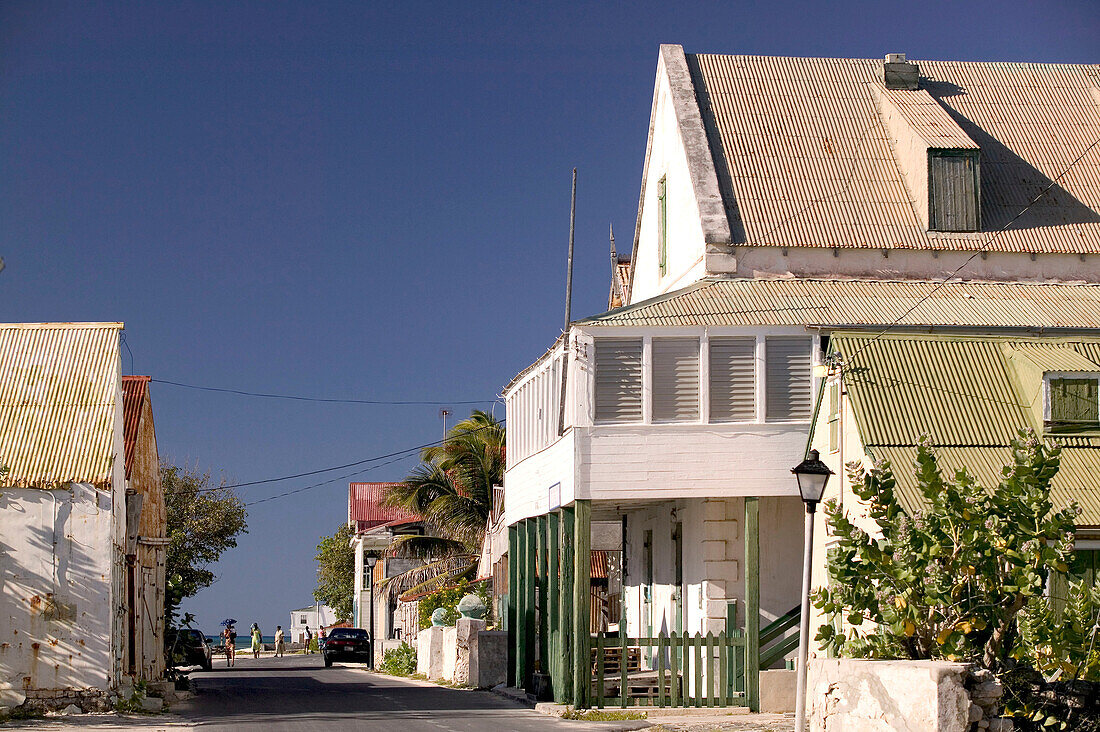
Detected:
[
  {"left": 652, "top": 339, "right": 699, "bottom": 422},
  {"left": 766, "top": 337, "right": 812, "bottom": 421},
  {"left": 709, "top": 337, "right": 755, "bottom": 422},
  {"left": 594, "top": 339, "right": 643, "bottom": 423}
]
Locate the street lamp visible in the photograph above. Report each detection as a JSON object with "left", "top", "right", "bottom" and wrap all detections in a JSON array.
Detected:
[
  {"left": 791, "top": 449, "right": 833, "bottom": 732},
  {"left": 365, "top": 553, "right": 378, "bottom": 669}
]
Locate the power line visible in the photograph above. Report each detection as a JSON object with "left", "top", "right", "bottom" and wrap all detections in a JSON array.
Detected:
[
  {"left": 243, "top": 454, "right": 414, "bottom": 507},
  {"left": 842, "top": 135, "right": 1100, "bottom": 365},
  {"left": 150, "top": 378, "right": 495, "bottom": 406},
  {"left": 168, "top": 421, "right": 504, "bottom": 495}
]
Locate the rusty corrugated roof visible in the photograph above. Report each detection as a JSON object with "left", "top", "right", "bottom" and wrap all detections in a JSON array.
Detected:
[
  {"left": 833, "top": 332, "right": 1100, "bottom": 525},
  {"left": 348, "top": 482, "right": 420, "bottom": 532},
  {"left": 578, "top": 277, "right": 1100, "bottom": 329},
  {"left": 688, "top": 54, "right": 1100, "bottom": 253},
  {"left": 0, "top": 322, "right": 123, "bottom": 488},
  {"left": 121, "top": 375, "right": 150, "bottom": 481}
]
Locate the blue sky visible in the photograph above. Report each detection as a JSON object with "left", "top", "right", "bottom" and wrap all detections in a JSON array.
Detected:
[{"left": 2, "top": 1, "right": 1097, "bottom": 634}]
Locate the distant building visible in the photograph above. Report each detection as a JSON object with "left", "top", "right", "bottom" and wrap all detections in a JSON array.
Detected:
[{"left": 289, "top": 605, "right": 337, "bottom": 644}]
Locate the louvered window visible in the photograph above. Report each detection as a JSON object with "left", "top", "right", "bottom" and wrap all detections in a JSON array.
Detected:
[
  {"left": 594, "top": 339, "right": 643, "bottom": 423},
  {"left": 709, "top": 337, "right": 755, "bottom": 422},
  {"left": 766, "top": 337, "right": 812, "bottom": 422},
  {"left": 1046, "top": 374, "right": 1100, "bottom": 432},
  {"left": 929, "top": 150, "right": 980, "bottom": 232},
  {"left": 652, "top": 338, "right": 699, "bottom": 422}
]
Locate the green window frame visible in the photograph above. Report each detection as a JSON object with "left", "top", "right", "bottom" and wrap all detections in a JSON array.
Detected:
[
  {"left": 657, "top": 176, "right": 667, "bottom": 276},
  {"left": 1045, "top": 373, "right": 1100, "bottom": 433}
]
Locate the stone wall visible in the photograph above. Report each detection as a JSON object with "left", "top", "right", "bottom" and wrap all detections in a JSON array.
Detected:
[{"left": 808, "top": 659, "right": 1014, "bottom": 732}]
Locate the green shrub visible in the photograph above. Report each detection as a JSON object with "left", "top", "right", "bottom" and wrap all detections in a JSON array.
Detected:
[
  {"left": 379, "top": 642, "right": 418, "bottom": 676},
  {"left": 418, "top": 579, "right": 491, "bottom": 628}
]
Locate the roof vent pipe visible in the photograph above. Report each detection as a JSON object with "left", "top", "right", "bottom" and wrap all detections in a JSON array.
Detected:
[{"left": 883, "top": 53, "right": 919, "bottom": 90}]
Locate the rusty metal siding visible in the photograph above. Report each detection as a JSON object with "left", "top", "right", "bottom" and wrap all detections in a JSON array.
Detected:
[
  {"left": 0, "top": 323, "right": 123, "bottom": 488},
  {"left": 579, "top": 278, "right": 1100, "bottom": 329},
  {"left": 348, "top": 482, "right": 419, "bottom": 530},
  {"left": 689, "top": 54, "right": 1100, "bottom": 253}
]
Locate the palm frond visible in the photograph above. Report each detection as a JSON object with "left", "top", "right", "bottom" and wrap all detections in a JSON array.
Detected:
[
  {"left": 387, "top": 534, "right": 469, "bottom": 561},
  {"left": 378, "top": 555, "right": 477, "bottom": 602}
]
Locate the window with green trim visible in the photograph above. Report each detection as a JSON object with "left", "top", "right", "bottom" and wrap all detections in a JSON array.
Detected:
[
  {"left": 657, "top": 176, "right": 667, "bottom": 276},
  {"left": 1044, "top": 373, "right": 1100, "bottom": 432}
]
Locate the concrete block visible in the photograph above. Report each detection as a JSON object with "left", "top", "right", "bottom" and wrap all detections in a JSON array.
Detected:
[
  {"left": 701, "top": 499, "right": 727, "bottom": 522},
  {"left": 702, "top": 518, "right": 735, "bottom": 541},
  {"left": 704, "top": 559, "right": 739, "bottom": 582},
  {"left": 474, "top": 631, "right": 508, "bottom": 689},
  {"left": 759, "top": 669, "right": 795, "bottom": 713},
  {"left": 441, "top": 627, "right": 458, "bottom": 681},
  {"left": 416, "top": 626, "right": 445, "bottom": 678},
  {"left": 453, "top": 617, "right": 486, "bottom": 687},
  {"left": 139, "top": 696, "right": 162, "bottom": 712},
  {"left": 705, "top": 599, "right": 729, "bottom": 618},
  {"left": 702, "top": 539, "right": 727, "bottom": 562},
  {"left": 704, "top": 579, "right": 726, "bottom": 598}
]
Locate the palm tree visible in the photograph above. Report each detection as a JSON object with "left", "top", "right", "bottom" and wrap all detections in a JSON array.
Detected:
[{"left": 380, "top": 410, "right": 504, "bottom": 600}]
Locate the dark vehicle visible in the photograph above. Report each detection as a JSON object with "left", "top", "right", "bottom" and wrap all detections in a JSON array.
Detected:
[
  {"left": 322, "top": 628, "right": 371, "bottom": 667},
  {"left": 167, "top": 628, "right": 213, "bottom": 671}
]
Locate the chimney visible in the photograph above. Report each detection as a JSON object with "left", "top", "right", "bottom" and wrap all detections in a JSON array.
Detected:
[{"left": 883, "top": 53, "right": 919, "bottom": 90}]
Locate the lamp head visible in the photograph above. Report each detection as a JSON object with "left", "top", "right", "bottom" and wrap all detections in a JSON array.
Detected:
[
  {"left": 364, "top": 554, "right": 378, "bottom": 568},
  {"left": 791, "top": 449, "right": 833, "bottom": 506}
]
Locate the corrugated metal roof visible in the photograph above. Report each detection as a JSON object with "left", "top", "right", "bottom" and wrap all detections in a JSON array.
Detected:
[
  {"left": 121, "top": 375, "right": 150, "bottom": 481},
  {"left": 833, "top": 332, "right": 1100, "bottom": 526},
  {"left": 348, "top": 482, "right": 420, "bottom": 532},
  {"left": 578, "top": 277, "right": 1100, "bottom": 329},
  {"left": 0, "top": 322, "right": 123, "bottom": 488},
  {"left": 688, "top": 54, "right": 1100, "bottom": 253}
]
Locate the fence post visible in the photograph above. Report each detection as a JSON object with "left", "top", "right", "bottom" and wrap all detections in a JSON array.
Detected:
[
  {"left": 657, "top": 634, "right": 666, "bottom": 707},
  {"left": 718, "top": 632, "right": 728, "bottom": 707},
  {"left": 547, "top": 511, "right": 560, "bottom": 700},
  {"left": 619, "top": 625, "right": 628, "bottom": 708},
  {"left": 745, "top": 497, "right": 760, "bottom": 712},
  {"left": 523, "top": 518, "right": 537, "bottom": 690},
  {"left": 508, "top": 523, "right": 518, "bottom": 687},
  {"left": 536, "top": 513, "right": 549, "bottom": 688}
]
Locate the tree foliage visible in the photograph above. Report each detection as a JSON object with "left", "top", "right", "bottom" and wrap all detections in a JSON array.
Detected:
[
  {"left": 313, "top": 523, "right": 355, "bottom": 622},
  {"left": 416, "top": 578, "right": 492, "bottom": 628},
  {"left": 380, "top": 410, "right": 504, "bottom": 600},
  {"left": 163, "top": 464, "right": 248, "bottom": 628},
  {"left": 813, "top": 432, "right": 1095, "bottom": 675}
]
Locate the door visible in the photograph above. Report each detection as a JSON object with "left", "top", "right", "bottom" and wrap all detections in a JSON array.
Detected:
[
  {"left": 672, "top": 522, "right": 684, "bottom": 670},
  {"left": 643, "top": 530, "right": 653, "bottom": 639}
]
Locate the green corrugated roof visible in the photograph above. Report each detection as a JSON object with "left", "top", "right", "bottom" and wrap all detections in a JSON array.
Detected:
[{"left": 832, "top": 333, "right": 1100, "bottom": 526}]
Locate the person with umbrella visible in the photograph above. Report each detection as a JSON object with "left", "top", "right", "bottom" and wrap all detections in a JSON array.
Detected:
[{"left": 221, "top": 619, "right": 237, "bottom": 667}]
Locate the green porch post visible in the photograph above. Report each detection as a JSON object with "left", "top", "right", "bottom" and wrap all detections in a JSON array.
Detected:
[
  {"left": 507, "top": 523, "right": 519, "bottom": 686},
  {"left": 524, "top": 516, "right": 537, "bottom": 690},
  {"left": 572, "top": 499, "right": 592, "bottom": 708},
  {"left": 536, "top": 513, "right": 549, "bottom": 687},
  {"left": 515, "top": 520, "right": 528, "bottom": 688},
  {"left": 560, "top": 505, "right": 575, "bottom": 703},
  {"left": 744, "top": 497, "right": 760, "bottom": 712},
  {"left": 547, "top": 511, "right": 561, "bottom": 700}
]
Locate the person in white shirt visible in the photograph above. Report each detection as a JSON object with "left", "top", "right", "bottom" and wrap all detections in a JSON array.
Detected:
[{"left": 274, "top": 626, "right": 285, "bottom": 657}]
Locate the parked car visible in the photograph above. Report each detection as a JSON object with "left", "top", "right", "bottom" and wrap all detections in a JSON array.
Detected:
[
  {"left": 167, "top": 628, "right": 213, "bottom": 671},
  {"left": 322, "top": 627, "right": 371, "bottom": 667}
]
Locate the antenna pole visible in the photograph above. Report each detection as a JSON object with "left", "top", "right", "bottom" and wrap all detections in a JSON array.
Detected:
[{"left": 564, "top": 168, "right": 577, "bottom": 331}]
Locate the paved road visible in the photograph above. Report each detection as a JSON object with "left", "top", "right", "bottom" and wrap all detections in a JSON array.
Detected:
[{"left": 173, "top": 655, "right": 648, "bottom": 731}]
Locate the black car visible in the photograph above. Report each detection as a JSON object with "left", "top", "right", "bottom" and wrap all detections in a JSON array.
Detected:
[
  {"left": 167, "top": 628, "right": 213, "bottom": 671},
  {"left": 322, "top": 628, "right": 371, "bottom": 667}
]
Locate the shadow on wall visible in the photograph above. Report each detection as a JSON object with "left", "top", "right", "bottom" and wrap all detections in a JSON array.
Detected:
[
  {"left": 925, "top": 79, "right": 1100, "bottom": 232},
  {"left": 0, "top": 485, "right": 116, "bottom": 693}
]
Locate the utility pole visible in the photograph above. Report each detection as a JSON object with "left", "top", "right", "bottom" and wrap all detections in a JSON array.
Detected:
[{"left": 563, "top": 168, "right": 577, "bottom": 331}]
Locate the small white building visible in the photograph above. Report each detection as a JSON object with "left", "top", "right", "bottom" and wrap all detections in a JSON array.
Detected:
[
  {"left": 0, "top": 323, "right": 129, "bottom": 713},
  {"left": 289, "top": 605, "right": 337, "bottom": 644}
]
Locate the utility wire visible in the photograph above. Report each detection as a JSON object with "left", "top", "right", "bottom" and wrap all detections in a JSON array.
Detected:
[
  {"left": 150, "top": 378, "right": 494, "bottom": 406},
  {"left": 243, "top": 454, "right": 414, "bottom": 507},
  {"left": 168, "top": 421, "right": 504, "bottom": 495},
  {"left": 842, "top": 135, "right": 1100, "bottom": 365}
]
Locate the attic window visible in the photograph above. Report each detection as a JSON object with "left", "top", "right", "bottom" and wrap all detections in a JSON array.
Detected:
[
  {"left": 929, "top": 150, "right": 980, "bottom": 232},
  {"left": 1044, "top": 373, "right": 1100, "bottom": 432}
]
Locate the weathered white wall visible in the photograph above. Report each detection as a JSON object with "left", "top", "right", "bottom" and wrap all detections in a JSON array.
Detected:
[
  {"left": 503, "top": 433, "right": 575, "bottom": 525},
  {"left": 0, "top": 484, "right": 118, "bottom": 692},
  {"left": 631, "top": 53, "right": 710, "bottom": 304}
]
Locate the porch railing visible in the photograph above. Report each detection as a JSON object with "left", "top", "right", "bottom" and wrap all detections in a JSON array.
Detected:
[
  {"left": 590, "top": 631, "right": 749, "bottom": 708},
  {"left": 758, "top": 604, "right": 800, "bottom": 670}
]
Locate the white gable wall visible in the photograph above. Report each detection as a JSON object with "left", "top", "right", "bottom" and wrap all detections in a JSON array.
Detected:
[{"left": 630, "top": 55, "right": 711, "bottom": 304}]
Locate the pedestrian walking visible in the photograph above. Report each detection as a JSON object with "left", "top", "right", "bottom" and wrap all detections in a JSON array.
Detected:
[
  {"left": 222, "top": 624, "right": 237, "bottom": 667},
  {"left": 274, "top": 625, "right": 285, "bottom": 657},
  {"left": 251, "top": 623, "right": 262, "bottom": 659},
  {"left": 305, "top": 626, "right": 313, "bottom": 654}
]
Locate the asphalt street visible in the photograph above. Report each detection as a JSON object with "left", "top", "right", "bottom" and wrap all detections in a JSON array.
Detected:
[{"left": 173, "top": 655, "right": 649, "bottom": 731}]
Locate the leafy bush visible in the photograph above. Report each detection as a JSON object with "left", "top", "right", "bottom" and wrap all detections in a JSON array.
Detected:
[
  {"left": 379, "top": 642, "right": 418, "bottom": 676},
  {"left": 417, "top": 579, "right": 491, "bottom": 628},
  {"left": 813, "top": 433, "right": 1088, "bottom": 671}
]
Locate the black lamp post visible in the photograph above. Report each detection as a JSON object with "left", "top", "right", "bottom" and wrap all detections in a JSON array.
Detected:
[
  {"left": 365, "top": 553, "right": 378, "bottom": 669},
  {"left": 791, "top": 449, "right": 833, "bottom": 732}
]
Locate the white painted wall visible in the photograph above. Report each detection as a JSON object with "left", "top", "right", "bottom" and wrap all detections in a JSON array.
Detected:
[
  {"left": 0, "top": 484, "right": 120, "bottom": 692},
  {"left": 503, "top": 433, "right": 575, "bottom": 525},
  {"left": 289, "top": 606, "right": 337, "bottom": 644},
  {"left": 631, "top": 54, "right": 710, "bottom": 304}
]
